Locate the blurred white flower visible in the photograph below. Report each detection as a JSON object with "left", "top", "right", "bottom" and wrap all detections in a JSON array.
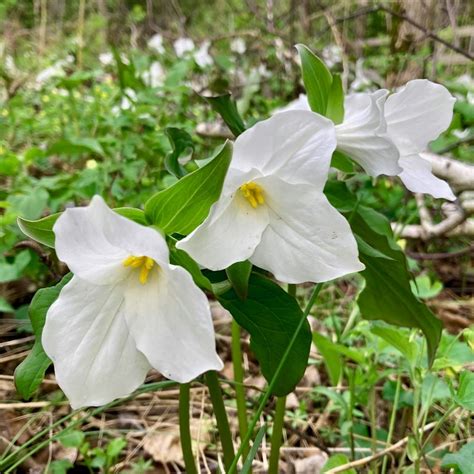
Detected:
[
  {"left": 174, "top": 37, "right": 195, "bottom": 57},
  {"left": 5, "top": 55, "right": 16, "bottom": 74},
  {"left": 350, "top": 59, "right": 373, "bottom": 91},
  {"left": 148, "top": 33, "right": 165, "bottom": 54},
  {"left": 99, "top": 52, "right": 114, "bottom": 66},
  {"left": 43, "top": 196, "right": 222, "bottom": 408},
  {"left": 322, "top": 45, "right": 342, "bottom": 68},
  {"left": 120, "top": 88, "right": 137, "bottom": 110},
  {"left": 257, "top": 64, "right": 271, "bottom": 78},
  {"left": 143, "top": 61, "right": 165, "bottom": 88},
  {"left": 178, "top": 111, "right": 363, "bottom": 284},
  {"left": 194, "top": 41, "right": 213, "bottom": 68},
  {"left": 36, "top": 63, "right": 65, "bottom": 85},
  {"left": 230, "top": 38, "right": 246, "bottom": 54}
]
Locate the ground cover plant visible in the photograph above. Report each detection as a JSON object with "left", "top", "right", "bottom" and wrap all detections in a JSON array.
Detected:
[{"left": 0, "top": 1, "right": 473, "bottom": 473}]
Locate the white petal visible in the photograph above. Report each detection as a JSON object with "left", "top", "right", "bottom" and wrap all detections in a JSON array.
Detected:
[
  {"left": 124, "top": 265, "right": 223, "bottom": 383},
  {"left": 250, "top": 177, "right": 364, "bottom": 283},
  {"left": 231, "top": 110, "right": 337, "bottom": 189},
  {"left": 399, "top": 154, "right": 456, "bottom": 201},
  {"left": 385, "top": 79, "right": 455, "bottom": 153},
  {"left": 54, "top": 196, "right": 169, "bottom": 285},
  {"left": 177, "top": 191, "right": 269, "bottom": 270},
  {"left": 336, "top": 90, "right": 401, "bottom": 176},
  {"left": 273, "top": 94, "right": 310, "bottom": 114},
  {"left": 42, "top": 276, "right": 150, "bottom": 408}
]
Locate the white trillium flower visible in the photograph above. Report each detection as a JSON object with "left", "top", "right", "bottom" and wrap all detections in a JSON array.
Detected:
[
  {"left": 194, "top": 41, "right": 213, "bottom": 68},
  {"left": 277, "top": 79, "right": 456, "bottom": 200},
  {"left": 384, "top": 79, "right": 456, "bottom": 200},
  {"left": 174, "top": 37, "right": 195, "bottom": 57},
  {"left": 177, "top": 111, "right": 364, "bottom": 284},
  {"left": 42, "top": 196, "right": 223, "bottom": 409},
  {"left": 143, "top": 61, "right": 165, "bottom": 88},
  {"left": 230, "top": 38, "right": 246, "bottom": 54},
  {"left": 148, "top": 34, "right": 165, "bottom": 54},
  {"left": 99, "top": 52, "right": 114, "bottom": 66},
  {"left": 275, "top": 93, "right": 400, "bottom": 177}
]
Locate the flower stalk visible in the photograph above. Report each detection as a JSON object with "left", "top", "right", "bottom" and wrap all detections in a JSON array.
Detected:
[{"left": 179, "top": 383, "right": 198, "bottom": 474}]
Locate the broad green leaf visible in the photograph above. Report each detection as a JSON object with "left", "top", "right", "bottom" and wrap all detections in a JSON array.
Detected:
[
  {"left": 203, "top": 94, "right": 246, "bottom": 136},
  {"left": 0, "top": 297, "right": 14, "bottom": 313},
  {"left": 144, "top": 141, "right": 232, "bottom": 235},
  {"left": 455, "top": 371, "right": 474, "bottom": 411},
  {"left": 9, "top": 187, "right": 49, "bottom": 220},
  {"left": 0, "top": 250, "right": 31, "bottom": 284},
  {"left": 420, "top": 374, "right": 450, "bottom": 410},
  {"left": 106, "top": 438, "right": 127, "bottom": 458},
  {"left": 164, "top": 127, "right": 194, "bottom": 178},
  {"left": 326, "top": 74, "right": 345, "bottom": 124},
  {"left": 226, "top": 260, "right": 252, "bottom": 300},
  {"left": 441, "top": 441, "right": 474, "bottom": 474},
  {"left": 169, "top": 245, "right": 212, "bottom": 292},
  {"left": 18, "top": 208, "right": 147, "bottom": 248},
  {"left": 370, "top": 323, "right": 417, "bottom": 366},
  {"left": 312, "top": 333, "right": 342, "bottom": 385},
  {"left": 113, "top": 49, "right": 144, "bottom": 91},
  {"left": 352, "top": 209, "right": 443, "bottom": 366},
  {"left": 330, "top": 151, "right": 355, "bottom": 173},
  {"left": 219, "top": 274, "right": 311, "bottom": 396},
  {"left": 47, "top": 137, "right": 104, "bottom": 157},
  {"left": 322, "top": 454, "right": 356, "bottom": 473},
  {"left": 17, "top": 213, "right": 60, "bottom": 248},
  {"left": 296, "top": 44, "right": 332, "bottom": 115},
  {"left": 15, "top": 274, "right": 72, "bottom": 400},
  {"left": 58, "top": 429, "right": 85, "bottom": 448}
]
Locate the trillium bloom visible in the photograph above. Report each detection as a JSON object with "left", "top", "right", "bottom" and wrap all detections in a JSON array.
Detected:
[
  {"left": 194, "top": 41, "right": 213, "bottom": 68},
  {"left": 278, "top": 79, "right": 456, "bottom": 200},
  {"left": 148, "top": 34, "right": 165, "bottom": 54},
  {"left": 384, "top": 79, "right": 456, "bottom": 200},
  {"left": 276, "top": 93, "right": 401, "bottom": 177},
  {"left": 177, "top": 111, "right": 364, "bottom": 284},
  {"left": 42, "top": 196, "right": 222, "bottom": 409},
  {"left": 174, "top": 38, "right": 195, "bottom": 57}
]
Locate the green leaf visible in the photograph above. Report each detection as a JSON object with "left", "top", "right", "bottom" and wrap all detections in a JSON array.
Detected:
[
  {"left": 322, "top": 454, "right": 356, "bottom": 473},
  {"left": 50, "top": 459, "right": 74, "bottom": 474},
  {"left": 14, "top": 274, "right": 72, "bottom": 400},
  {"left": 370, "top": 323, "right": 417, "bottom": 366},
  {"left": 47, "top": 137, "right": 104, "bottom": 157},
  {"left": 106, "top": 438, "right": 127, "bottom": 458},
  {"left": 226, "top": 260, "right": 252, "bottom": 300},
  {"left": 17, "top": 213, "right": 60, "bottom": 248},
  {"left": 350, "top": 207, "right": 443, "bottom": 366},
  {"left": 164, "top": 127, "right": 194, "bottom": 178},
  {"left": 219, "top": 274, "right": 311, "bottom": 396},
  {"left": 442, "top": 441, "right": 474, "bottom": 474},
  {"left": 58, "top": 429, "right": 85, "bottom": 448},
  {"left": 241, "top": 424, "right": 266, "bottom": 474},
  {"left": 0, "top": 250, "right": 31, "bottom": 284},
  {"left": 455, "top": 371, "right": 474, "bottom": 411},
  {"left": 331, "top": 151, "right": 355, "bottom": 173},
  {"left": 144, "top": 141, "right": 232, "bottom": 235},
  {"left": 312, "top": 333, "right": 342, "bottom": 385},
  {"left": 18, "top": 208, "right": 147, "bottom": 248},
  {"left": 203, "top": 94, "right": 246, "bottom": 136},
  {"left": 296, "top": 44, "right": 332, "bottom": 115},
  {"left": 0, "top": 297, "right": 14, "bottom": 313},
  {"left": 326, "top": 74, "right": 344, "bottom": 124},
  {"left": 169, "top": 245, "right": 212, "bottom": 292}
]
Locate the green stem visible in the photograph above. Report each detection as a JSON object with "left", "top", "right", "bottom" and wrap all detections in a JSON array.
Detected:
[
  {"left": 268, "top": 396, "right": 287, "bottom": 474},
  {"left": 369, "top": 385, "right": 379, "bottom": 474},
  {"left": 381, "top": 374, "right": 401, "bottom": 474},
  {"left": 179, "top": 384, "right": 198, "bottom": 474},
  {"left": 231, "top": 320, "right": 250, "bottom": 464},
  {"left": 228, "top": 282, "right": 324, "bottom": 474},
  {"left": 205, "top": 371, "right": 235, "bottom": 471}
]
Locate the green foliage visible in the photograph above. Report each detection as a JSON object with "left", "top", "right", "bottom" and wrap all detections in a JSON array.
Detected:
[
  {"left": 14, "top": 274, "right": 72, "bottom": 399},
  {"left": 441, "top": 441, "right": 474, "bottom": 474},
  {"left": 219, "top": 274, "right": 312, "bottom": 396},
  {"left": 326, "top": 74, "right": 345, "bottom": 124},
  {"left": 322, "top": 454, "right": 356, "bottom": 473},
  {"left": 164, "top": 127, "right": 194, "bottom": 178},
  {"left": 296, "top": 44, "right": 332, "bottom": 116},
  {"left": 226, "top": 260, "right": 252, "bottom": 300},
  {"left": 203, "top": 94, "right": 246, "bottom": 136},
  {"left": 145, "top": 141, "right": 232, "bottom": 234}
]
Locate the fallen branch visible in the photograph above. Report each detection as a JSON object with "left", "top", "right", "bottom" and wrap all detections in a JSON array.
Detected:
[{"left": 325, "top": 422, "right": 437, "bottom": 473}]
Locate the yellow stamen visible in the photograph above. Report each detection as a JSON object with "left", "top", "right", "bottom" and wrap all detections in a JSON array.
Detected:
[
  {"left": 123, "top": 255, "right": 156, "bottom": 284},
  {"left": 240, "top": 182, "right": 265, "bottom": 208}
]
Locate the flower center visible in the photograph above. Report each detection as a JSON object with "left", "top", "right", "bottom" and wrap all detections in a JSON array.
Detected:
[
  {"left": 123, "top": 255, "right": 155, "bottom": 284},
  {"left": 240, "top": 182, "right": 265, "bottom": 208}
]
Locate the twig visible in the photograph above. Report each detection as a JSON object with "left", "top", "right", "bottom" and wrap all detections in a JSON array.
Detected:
[{"left": 325, "top": 422, "right": 437, "bottom": 473}]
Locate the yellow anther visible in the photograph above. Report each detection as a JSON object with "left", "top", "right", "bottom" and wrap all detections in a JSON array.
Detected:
[
  {"left": 240, "top": 182, "right": 265, "bottom": 209},
  {"left": 123, "top": 255, "right": 155, "bottom": 284}
]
